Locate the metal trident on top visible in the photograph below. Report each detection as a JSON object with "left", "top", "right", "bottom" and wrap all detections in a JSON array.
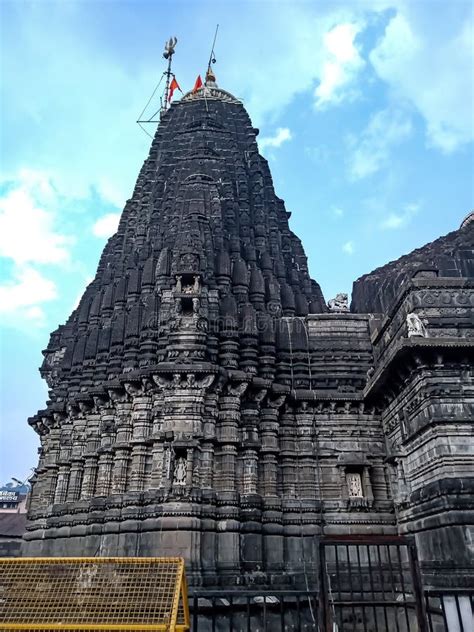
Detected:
[{"left": 163, "top": 36, "right": 177, "bottom": 60}]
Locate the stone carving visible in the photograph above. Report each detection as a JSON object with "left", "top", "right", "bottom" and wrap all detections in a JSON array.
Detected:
[
  {"left": 173, "top": 454, "right": 187, "bottom": 486},
  {"left": 346, "top": 472, "right": 363, "bottom": 497},
  {"left": 406, "top": 312, "right": 428, "bottom": 337},
  {"left": 24, "top": 71, "right": 474, "bottom": 595},
  {"left": 328, "top": 293, "right": 349, "bottom": 312}
]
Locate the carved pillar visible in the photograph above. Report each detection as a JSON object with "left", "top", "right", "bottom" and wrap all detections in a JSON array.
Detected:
[
  {"left": 241, "top": 450, "right": 258, "bottom": 494},
  {"left": 42, "top": 465, "right": 59, "bottom": 506},
  {"left": 80, "top": 394, "right": 103, "bottom": 499},
  {"left": 111, "top": 388, "right": 133, "bottom": 444},
  {"left": 66, "top": 403, "right": 88, "bottom": 502},
  {"left": 149, "top": 390, "right": 165, "bottom": 489},
  {"left": 240, "top": 390, "right": 265, "bottom": 497},
  {"left": 54, "top": 465, "right": 70, "bottom": 504},
  {"left": 216, "top": 382, "right": 247, "bottom": 580},
  {"left": 363, "top": 466, "right": 374, "bottom": 506},
  {"left": 295, "top": 403, "right": 317, "bottom": 500},
  {"left": 129, "top": 445, "right": 148, "bottom": 492},
  {"left": 127, "top": 380, "right": 152, "bottom": 492},
  {"left": 150, "top": 442, "right": 166, "bottom": 489},
  {"left": 111, "top": 448, "right": 131, "bottom": 494},
  {"left": 81, "top": 456, "right": 98, "bottom": 499},
  {"left": 216, "top": 383, "right": 246, "bottom": 492},
  {"left": 220, "top": 444, "right": 238, "bottom": 492},
  {"left": 53, "top": 415, "right": 73, "bottom": 504},
  {"left": 260, "top": 395, "right": 285, "bottom": 577},
  {"left": 95, "top": 399, "right": 116, "bottom": 497},
  {"left": 40, "top": 419, "right": 60, "bottom": 507},
  {"left": 259, "top": 395, "right": 285, "bottom": 497},
  {"left": 66, "top": 460, "right": 83, "bottom": 502},
  {"left": 109, "top": 386, "right": 132, "bottom": 494},
  {"left": 96, "top": 451, "right": 114, "bottom": 497},
  {"left": 200, "top": 392, "right": 218, "bottom": 489},
  {"left": 280, "top": 406, "right": 297, "bottom": 498}
]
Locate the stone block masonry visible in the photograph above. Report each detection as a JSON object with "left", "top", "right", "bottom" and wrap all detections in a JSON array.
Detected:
[{"left": 23, "top": 81, "right": 474, "bottom": 592}]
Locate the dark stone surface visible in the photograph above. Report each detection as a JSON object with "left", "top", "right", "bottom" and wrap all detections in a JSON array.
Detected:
[
  {"left": 23, "top": 84, "right": 473, "bottom": 591},
  {"left": 351, "top": 222, "right": 474, "bottom": 314}
]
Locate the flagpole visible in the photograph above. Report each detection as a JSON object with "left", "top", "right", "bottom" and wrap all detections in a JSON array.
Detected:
[
  {"left": 163, "top": 57, "right": 172, "bottom": 111},
  {"left": 161, "top": 36, "right": 177, "bottom": 116}
]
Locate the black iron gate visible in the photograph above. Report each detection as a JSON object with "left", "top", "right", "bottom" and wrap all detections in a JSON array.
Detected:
[
  {"left": 319, "top": 536, "right": 428, "bottom": 632},
  {"left": 190, "top": 536, "right": 472, "bottom": 630}
]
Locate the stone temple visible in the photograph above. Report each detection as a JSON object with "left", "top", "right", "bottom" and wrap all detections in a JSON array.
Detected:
[{"left": 23, "top": 76, "right": 473, "bottom": 592}]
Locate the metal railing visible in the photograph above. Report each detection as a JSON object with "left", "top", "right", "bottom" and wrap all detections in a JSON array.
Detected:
[
  {"left": 189, "top": 588, "right": 474, "bottom": 632},
  {"left": 425, "top": 590, "right": 474, "bottom": 632},
  {"left": 0, "top": 557, "right": 190, "bottom": 631},
  {"left": 319, "top": 536, "right": 428, "bottom": 632},
  {"left": 190, "top": 590, "right": 318, "bottom": 631}
]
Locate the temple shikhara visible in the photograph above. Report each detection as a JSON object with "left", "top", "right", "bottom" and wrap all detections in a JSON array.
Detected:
[{"left": 23, "top": 61, "right": 473, "bottom": 596}]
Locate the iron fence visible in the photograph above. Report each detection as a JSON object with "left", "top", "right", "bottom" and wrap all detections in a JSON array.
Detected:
[
  {"left": 425, "top": 590, "right": 474, "bottom": 632},
  {"left": 319, "top": 536, "right": 428, "bottom": 632},
  {"left": 190, "top": 590, "right": 318, "bottom": 631}
]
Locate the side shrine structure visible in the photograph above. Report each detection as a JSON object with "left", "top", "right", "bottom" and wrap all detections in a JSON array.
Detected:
[{"left": 23, "top": 73, "right": 473, "bottom": 592}]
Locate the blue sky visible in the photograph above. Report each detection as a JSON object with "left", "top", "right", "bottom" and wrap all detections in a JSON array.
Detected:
[{"left": 0, "top": 0, "right": 473, "bottom": 483}]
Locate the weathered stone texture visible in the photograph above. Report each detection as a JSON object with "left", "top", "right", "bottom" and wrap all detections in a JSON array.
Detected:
[{"left": 23, "top": 85, "right": 473, "bottom": 590}]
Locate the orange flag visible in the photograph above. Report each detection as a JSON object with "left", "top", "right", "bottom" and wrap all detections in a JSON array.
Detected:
[
  {"left": 168, "top": 77, "right": 182, "bottom": 101},
  {"left": 192, "top": 75, "right": 203, "bottom": 93}
]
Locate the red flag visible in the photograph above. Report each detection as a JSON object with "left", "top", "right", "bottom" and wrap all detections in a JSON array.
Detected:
[
  {"left": 192, "top": 75, "right": 203, "bottom": 93},
  {"left": 168, "top": 77, "right": 182, "bottom": 101}
]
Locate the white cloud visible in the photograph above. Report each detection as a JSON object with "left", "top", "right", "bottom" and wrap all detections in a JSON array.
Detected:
[
  {"left": 380, "top": 201, "right": 420, "bottom": 230},
  {"left": 342, "top": 240, "right": 355, "bottom": 255},
  {"left": 92, "top": 212, "right": 121, "bottom": 238},
  {"left": 0, "top": 170, "right": 77, "bottom": 327},
  {"left": 0, "top": 171, "right": 71, "bottom": 265},
  {"left": 370, "top": 11, "right": 474, "bottom": 152},
  {"left": 25, "top": 306, "right": 46, "bottom": 322},
  {"left": 315, "top": 22, "right": 365, "bottom": 108},
  {"left": 0, "top": 267, "right": 57, "bottom": 317},
  {"left": 348, "top": 108, "right": 412, "bottom": 179},
  {"left": 332, "top": 206, "right": 344, "bottom": 217},
  {"left": 259, "top": 128, "right": 292, "bottom": 151}
]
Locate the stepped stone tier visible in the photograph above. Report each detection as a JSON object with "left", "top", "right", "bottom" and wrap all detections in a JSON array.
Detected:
[{"left": 24, "top": 81, "right": 473, "bottom": 590}]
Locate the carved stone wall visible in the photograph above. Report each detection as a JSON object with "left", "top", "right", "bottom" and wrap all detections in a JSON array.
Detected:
[
  {"left": 23, "top": 83, "right": 473, "bottom": 591},
  {"left": 363, "top": 277, "right": 474, "bottom": 589}
]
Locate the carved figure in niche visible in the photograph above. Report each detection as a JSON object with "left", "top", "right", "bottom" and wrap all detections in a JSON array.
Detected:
[
  {"left": 192, "top": 297, "right": 200, "bottom": 315},
  {"left": 406, "top": 313, "right": 428, "bottom": 337},
  {"left": 346, "top": 472, "right": 363, "bottom": 497},
  {"left": 193, "top": 276, "right": 200, "bottom": 292},
  {"left": 180, "top": 253, "right": 199, "bottom": 272},
  {"left": 328, "top": 293, "right": 349, "bottom": 312},
  {"left": 173, "top": 454, "right": 187, "bottom": 486},
  {"left": 174, "top": 298, "right": 182, "bottom": 315},
  {"left": 175, "top": 275, "right": 183, "bottom": 292}
]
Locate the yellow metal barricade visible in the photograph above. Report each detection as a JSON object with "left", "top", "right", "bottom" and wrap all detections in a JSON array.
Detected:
[{"left": 0, "top": 557, "right": 190, "bottom": 631}]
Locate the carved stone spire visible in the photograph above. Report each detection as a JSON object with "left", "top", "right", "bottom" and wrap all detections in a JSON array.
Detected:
[{"left": 24, "top": 79, "right": 420, "bottom": 591}]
